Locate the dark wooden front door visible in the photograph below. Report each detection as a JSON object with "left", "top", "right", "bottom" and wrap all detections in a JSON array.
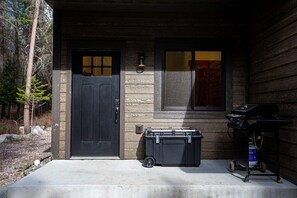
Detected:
[{"left": 71, "top": 50, "right": 120, "bottom": 157}]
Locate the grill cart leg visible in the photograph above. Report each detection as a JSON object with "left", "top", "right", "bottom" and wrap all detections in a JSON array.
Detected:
[
  {"left": 259, "top": 161, "right": 266, "bottom": 173},
  {"left": 275, "top": 129, "right": 282, "bottom": 183},
  {"left": 244, "top": 168, "right": 250, "bottom": 182}
]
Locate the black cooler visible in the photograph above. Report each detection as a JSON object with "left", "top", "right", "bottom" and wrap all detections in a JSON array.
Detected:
[{"left": 143, "top": 128, "right": 203, "bottom": 168}]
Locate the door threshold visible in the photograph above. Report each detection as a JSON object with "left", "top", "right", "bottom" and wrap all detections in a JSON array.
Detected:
[{"left": 70, "top": 156, "right": 120, "bottom": 160}]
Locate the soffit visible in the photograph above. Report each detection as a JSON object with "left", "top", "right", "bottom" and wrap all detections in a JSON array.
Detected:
[{"left": 45, "top": 0, "right": 250, "bottom": 12}]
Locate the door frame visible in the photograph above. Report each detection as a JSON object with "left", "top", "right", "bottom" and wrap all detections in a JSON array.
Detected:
[{"left": 66, "top": 40, "right": 126, "bottom": 159}]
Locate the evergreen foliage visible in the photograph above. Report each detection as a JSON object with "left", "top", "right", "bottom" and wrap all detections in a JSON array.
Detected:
[
  {"left": 16, "top": 77, "right": 51, "bottom": 106},
  {"left": 0, "top": 62, "right": 18, "bottom": 105},
  {"left": 16, "top": 77, "right": 51, "bottom": 126}
]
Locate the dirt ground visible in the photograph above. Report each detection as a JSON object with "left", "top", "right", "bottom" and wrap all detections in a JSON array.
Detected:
[{"left": 0, "top": 128, "right": 51, "bottom": 187}]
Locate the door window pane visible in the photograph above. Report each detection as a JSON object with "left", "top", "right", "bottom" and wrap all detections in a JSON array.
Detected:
[
  {"left": 81, "top": 55, "right": 112, "bottom": 77},
  {"left": 83, "top": 56, "right": 92, "bottom": 66},
  {"left": 83, "top": 67, "right": 92, "bottom": 75},
  {"left": 103, "top": 68, "right": 112, "bottom": 76},
  {"left": 103, "top": 56, "right": 112, "bottom": 66},
  {"left": 93, "top": 68, "right": 102, "bottom": 76},
  {"left": 93, "top": 56, "right": 102, "bottom": 66}
]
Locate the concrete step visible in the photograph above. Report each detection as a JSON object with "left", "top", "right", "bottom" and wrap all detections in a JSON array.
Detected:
[{"left": 7, "top": 160, "right": 297, "bottom": 198}]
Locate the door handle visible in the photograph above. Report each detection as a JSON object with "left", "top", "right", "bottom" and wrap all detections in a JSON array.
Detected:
[{"left": 115, "top": 107, "right": 119, "bottom": 124}]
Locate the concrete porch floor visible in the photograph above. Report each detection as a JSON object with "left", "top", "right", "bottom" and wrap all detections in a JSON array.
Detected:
[{"left": 7, "top": 160, "right": 297, "bottom": 198}]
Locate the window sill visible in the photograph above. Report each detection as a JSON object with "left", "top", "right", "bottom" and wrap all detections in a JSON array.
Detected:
[{"left": 153, "top": 110, "right": 228, "bottom": 119}]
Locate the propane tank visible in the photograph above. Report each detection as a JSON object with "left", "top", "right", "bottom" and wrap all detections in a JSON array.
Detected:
[{"left": 249, "top": 138, "right": 257, "bottom": 167}]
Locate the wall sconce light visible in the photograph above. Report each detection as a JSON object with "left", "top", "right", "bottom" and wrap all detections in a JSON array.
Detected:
[{"left": 137, "top": 54, "right": 145, "bottom": 73}]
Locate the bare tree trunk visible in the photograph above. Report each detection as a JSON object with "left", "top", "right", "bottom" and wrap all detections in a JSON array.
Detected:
[
  {"left": 1, "top": 104, "right": 5, "bottom": 118},
  {"left": 24, "top": 0, "right": 41, "bottom": 134},
  {"left": 8, "top": 103, "right": 11, "bottom": 119},
  {"left": 17, "top": 103, "right": 21, "bottom": 118},
  {"left": 0, "top": 1, "right": 5, "bottom": 73},
  {"left": 0, "top": 22, "right": 4, "bottom": 74},
  {"left": 31, "top": 98, "right": 34, "bottom": 127}
]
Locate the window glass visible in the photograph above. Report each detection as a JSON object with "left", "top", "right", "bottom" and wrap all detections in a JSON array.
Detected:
[
  {"left": 82, "top": 55, "right": 112, "bottom": 77},
  {"left": 103, "top": 68, "right": 112, "bottom": 76},
  {"left": 93, "top": 68, "right": 102, "bottom": 76},
  {"left": 82, "top": 67, "right": 92, "bottom": 76},
  {"left": 164, "top": 50, "right": 223, "bottom": 110},
  {"left": 93, "top": 56, "right": 102, "bottom": 66},
  {"left": 195, "top": 51, "right": 222, "bottom": 107},
  {"left": 165, "top": 51, "right": 192, "bottom": 108},
  {"left": 103, "top": 56, "right": 112, "bottom": 67},
  {"left": 83, "top": 56, "right": 92, "bottom": 66}
]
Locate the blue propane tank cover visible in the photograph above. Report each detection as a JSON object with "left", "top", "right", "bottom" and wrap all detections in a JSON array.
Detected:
[{"left": 249, "top": 145, "right": 257, "bottom": 167}]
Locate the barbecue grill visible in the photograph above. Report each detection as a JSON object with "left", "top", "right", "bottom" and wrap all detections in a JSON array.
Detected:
[{"left": 225, "top": 104, "right": 292, "bottom": 182}]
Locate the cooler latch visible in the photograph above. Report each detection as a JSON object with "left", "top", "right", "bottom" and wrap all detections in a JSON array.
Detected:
[
  {"left": 156, "top": 135, "right": 160, "bottom": 144},
  {"left": 187, "top": 135, "right": 192, "bottom": 143}
]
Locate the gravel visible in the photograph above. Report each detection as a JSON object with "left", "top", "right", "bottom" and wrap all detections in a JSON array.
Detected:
[{"left": 0, "top": 128, "right": 51, "bottom": 190}]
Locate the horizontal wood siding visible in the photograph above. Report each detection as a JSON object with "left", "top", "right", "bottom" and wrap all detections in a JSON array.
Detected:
[
  {"left": 57, "top": 8, "right": 249, "bottom": 160},
  {"left": 249, "top": 0, "right": 297, "bottom": 184}
]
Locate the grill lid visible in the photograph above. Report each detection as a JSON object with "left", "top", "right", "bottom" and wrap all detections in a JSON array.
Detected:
[
  {"left": 231, "top": 104, "right": 278, "bottom": 118},
  {"left": 226, "top": 104, "right": 292, "bottom": 129}
]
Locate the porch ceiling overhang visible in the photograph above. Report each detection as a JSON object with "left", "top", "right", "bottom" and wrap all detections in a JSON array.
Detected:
[{"left": 45, "top": 0, "right": 250, "bottom": 12}]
